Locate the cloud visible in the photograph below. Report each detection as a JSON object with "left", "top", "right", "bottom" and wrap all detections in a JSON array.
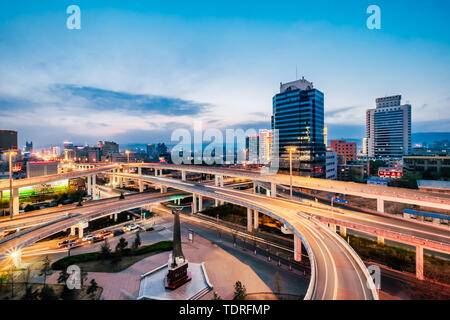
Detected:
[
  {"left": 0, "top": 85, "right": 213, "bottom": 148},
  {"left": 51, "top": 85, "right": 211, "bottom": 116}
]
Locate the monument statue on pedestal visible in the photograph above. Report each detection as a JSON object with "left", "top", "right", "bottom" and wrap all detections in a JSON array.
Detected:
[{"left": 165, "top": 209, "right": 192, "bottom": 289}]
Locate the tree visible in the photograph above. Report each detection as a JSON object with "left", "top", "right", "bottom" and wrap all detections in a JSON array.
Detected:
[
  {"left": 86, "top": 279, "right": 99, "bottom": 299},
  {"left": 99, "top": 239, "right": 112, "bottom": 260},
  {"left": 115, "top": 237, "right": 128, "bottom": 254},
  {"left": 77, "top": 198, "right": 83, "bottom": 207},
  {"left": 132, "top": 231, "right": 141, "bottom": 250},
  {"left": 22, "top": 286, "right": 39, "bottom": 300},
  {"left": 39, "top": 285, "right": 57, "bottom": 300},
  {"left": 119, "top": 192, "right": 125, "bottom": 200},
  {"left": 39, "top": 256, "right": 52, "bottom": 289},
  {"left": 57, "top": 269, "right": 69, "bottom": 285},
  {"left": 212, "top": 292, "right": 222, "bottom": 300},
  {"left": 80, "top": 268, "right": 88, "bottom": 288},
  {"left": 233, "top": 281, "right": 247, "bottom": 300}
]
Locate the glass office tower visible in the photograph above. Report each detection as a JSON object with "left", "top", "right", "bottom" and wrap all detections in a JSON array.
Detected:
[{"left": 272, "top": 77, "right": 326, "bottom": 177}]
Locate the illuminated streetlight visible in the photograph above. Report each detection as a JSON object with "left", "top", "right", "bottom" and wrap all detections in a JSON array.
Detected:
[
  {"left": 286, "top": 147, "right": 297, "bottom": 199},
  {"left": 4, "top": 150, "right": 17, "bottom": 219},
  {"left": 9, "top": 249, "right": 21, "bottom": 267},
  {"left": 243, "top": 148, "right": 248, "bottom": 167}
]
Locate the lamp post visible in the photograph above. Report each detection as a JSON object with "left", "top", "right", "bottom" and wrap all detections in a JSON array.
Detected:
[
  {"left": 286, "top": 147, "right": 297, "bottom": 199},
  {"left": 5, "top": 150, "right": 17, "bottom": 219},
  {"left": 243, "top": 148, "right": 248, "bottom": 168}
]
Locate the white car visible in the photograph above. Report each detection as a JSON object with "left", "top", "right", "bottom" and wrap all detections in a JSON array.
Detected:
[
  {"left": 82, "top": 234, "right": 94, "bottom": 242},
  {"left": 124, "top": 224, "right": 139, "bottom": 231}
]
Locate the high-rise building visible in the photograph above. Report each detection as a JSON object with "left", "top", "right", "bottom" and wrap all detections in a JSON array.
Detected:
[
  {"left": 272, "top": 77, "right": 326, "bottom": 177},
  {"left": 323, "top": 126, "right": 328, "bottom": 146},
  {"left": 330, "top": 140, "right": 357, "bottom": 163},
  {"left": 246, "top": 134, "right": 259, "bottom": 163},
  {"left": 259, "top": 129, "right": 272, "bottom": 164},
  {"left": 366, "top": 95, "right": 411, "bottom": 159},
  {"left": 25, "top": 141, "right": 33, "bottom": 152},
  {"left": 101, "top": 141, "right": 119, "bottom": 155},
  {"left": 325, "top": 149, "right": 337, "bottom": 180}
]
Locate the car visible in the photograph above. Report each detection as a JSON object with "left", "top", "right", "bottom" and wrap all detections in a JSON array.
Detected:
[
  {"left": 82, "top": 234, "right": 95, "bottom": 242},
  {"left": 67, "top": 242, "right": 81, "bottom": 249},
  {"left": 102, "top": 231, "right": 114, "bottom": 239},
  {"left": 124, "top": 224, "right": 139, "bottom": 231},
  {"left": 88, "top": 236, "right": 104, "bottom": 244},
  {"left": 58, "top": 240, "right": 76, "bottom": 248},
  {"left": 113, "top": 229, "right": 124, "bottom": 236}
]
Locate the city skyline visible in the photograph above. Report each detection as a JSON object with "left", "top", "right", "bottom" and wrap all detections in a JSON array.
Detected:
[{"left": 1, "top": 1, "right": 450, "bottom": 148}]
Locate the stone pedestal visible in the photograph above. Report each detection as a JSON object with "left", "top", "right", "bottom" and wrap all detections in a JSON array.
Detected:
[{"left": 165, "top": 261, "right": 192, "bottom": 289}]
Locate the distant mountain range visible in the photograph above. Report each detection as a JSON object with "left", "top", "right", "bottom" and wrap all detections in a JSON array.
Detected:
[{"left": 412, "top": 132, "right": 450, "bottom": 145}]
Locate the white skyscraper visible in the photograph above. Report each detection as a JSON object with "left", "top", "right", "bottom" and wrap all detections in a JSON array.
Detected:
[
  {"left": 366, "top": 95, "right": 411, "bottom": 159},
  {"left": 259, "top": 129, "right": 272, "bottom": 164}
]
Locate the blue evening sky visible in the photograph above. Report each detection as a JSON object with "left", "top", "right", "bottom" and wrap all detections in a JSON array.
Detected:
[{"left": 0, "top": 0, "right": 449, "bottom": 147}]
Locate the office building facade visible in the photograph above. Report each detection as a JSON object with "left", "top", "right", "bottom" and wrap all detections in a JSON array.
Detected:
[
  {"left": 366, "top": 95, "right": 411, "bottom": 159},
  {"left": 330, "top": 140, "right": 357, "bottom": 163},
  {"left": 272, "top": 77, "right": 326, "bottom": 177},
  {"left": 325, "top": 150, "right": 337, "bottom": 180}
]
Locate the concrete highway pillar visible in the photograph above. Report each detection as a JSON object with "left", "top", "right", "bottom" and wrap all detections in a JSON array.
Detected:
[
  {"left": 247, "top": 208, "right": 253, "bottom": 232},
  {"left": 198, "top": 195, "right": 203, "bottom": 212},
  {"left": 77, "top": 223, "right": 84, "bottom": 239},
  {"left": 220, "top": 176, "right": 224, "bottom": 187},
  {"left": 138, "top": 167, "right": 142, "bottom": 176},
  {"left": 12, "top": 188, "right": 19, "bottom": 216},
  {"left": 329, "top": 223, "right": 336, "bottom": 232},
  {"left": 92, "top": 174, "right": 96, "bottom": 197},
  {"left": 377, "top": 198, "right": 384, "bottom": 213},
  {"left": 114, "top": 213, "right": 118, "bottom": 222},
  {"left": 112, "top": 169, "right": 116, "bottom": 185},
  {"left": 253, "top": 183, "right": 256, "bottom": 193},
  {"left": 377, "top": 236, "right": 385, "bottom": 245},
  {"left": 181, "top": 170, "right": 186, "bottom": 181},
  {"left": 294, "top": 235, "right": 302, "bottom": 262},
  {"left": 214, "top": 176, "right": 219, "bottom": 186},
  {"left": 155, "top": 169, "right": 158, "bottom": 176},
  {"left": 416, "top": 245, "right": 424, "bottom": 280},
  {"left": 139, "top": 180, "right": 144, "bottom": 192},
  {"left": 271, "top": 183, "right": 277, "bottom": 198},
  {"left": 70, "top": 226, "right": 76, "bottom": 236},
  {"left": 87, "top": 175, "right": 92, "bottom": 196},
  {"left": 339, "top": 226, "right": 347, "bottom": 237},
  {"left": 215, "top": 199, "right": 219, "bottom": 207},
  {"left": 253, "top": 210, "right": 259, "bottom": 230},
  {"left": 192, "top": 194, "right": 197, "bottom": 214}
]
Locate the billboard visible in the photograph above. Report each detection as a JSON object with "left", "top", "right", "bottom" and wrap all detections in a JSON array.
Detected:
[
  {"left": 0, "top": 130, "right": 18, "bottom": 152},
  {"left": 1, "top": 179, "right": 69, "bottom": 199}
]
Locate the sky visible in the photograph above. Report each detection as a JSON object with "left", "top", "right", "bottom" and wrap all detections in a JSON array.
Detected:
[{"left": 0, "top": 0, "right": 449, "bottom": 149}]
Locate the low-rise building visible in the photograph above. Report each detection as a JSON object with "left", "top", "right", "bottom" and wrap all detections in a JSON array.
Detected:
[
  {"left": 417, "top": 180, "right": 450, "bottom": 194},
  {"left": 403, "top": 155, "right": 450, "bottom": 177}
]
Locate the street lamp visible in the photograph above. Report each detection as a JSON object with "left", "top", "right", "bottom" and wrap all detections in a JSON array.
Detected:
[
  {"left": 4, "top": 150, "right": 17, "bottom": 220},
  {"left": 243, "top": 148, "right": 248, "bottom": 167},
  {"left": 286, "top": 147, "right": 297, "bottom": 199}
]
